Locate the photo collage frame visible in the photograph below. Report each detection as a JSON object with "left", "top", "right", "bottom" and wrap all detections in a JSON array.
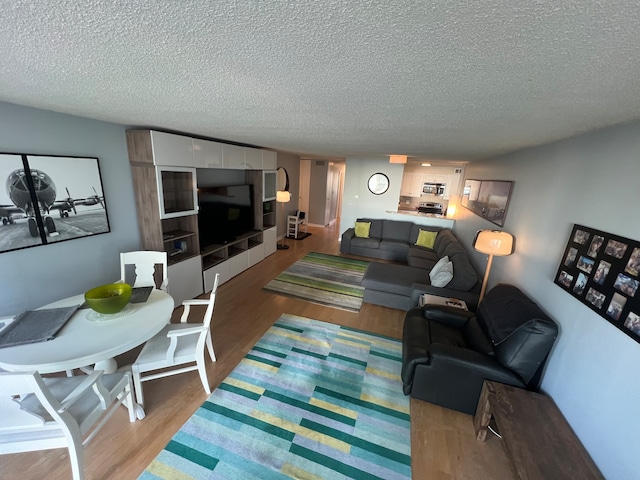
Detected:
[{"left": 555, "top": 224, "right": 640, "bottom": 344}]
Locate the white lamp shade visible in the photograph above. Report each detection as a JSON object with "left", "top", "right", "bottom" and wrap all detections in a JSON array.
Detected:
[
  {"left": 276, "top": 191, "right": 291, "bottom": 203},
  {"left": 473, "top": 230, "right": 514, "bottom": 256}
]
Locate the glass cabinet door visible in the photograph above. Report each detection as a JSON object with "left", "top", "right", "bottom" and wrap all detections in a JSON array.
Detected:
[{"left": 156, "top": 167, "right": 198, "bottom": 219}]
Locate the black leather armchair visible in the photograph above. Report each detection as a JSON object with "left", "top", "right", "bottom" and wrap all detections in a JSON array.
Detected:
[{"left": 401, "top": 284, "right": 558, "bottom": 414}]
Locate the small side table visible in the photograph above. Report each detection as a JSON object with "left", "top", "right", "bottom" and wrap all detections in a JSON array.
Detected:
[
  {"left": 474, "top": 381, "right": 603, "bottom": 480},
  {"left": 419, "top": 293, "right": 468, "bottom": 310}
]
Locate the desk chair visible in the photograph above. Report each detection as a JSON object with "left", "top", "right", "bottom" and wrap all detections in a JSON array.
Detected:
[
  {"left": 287, "top": 210, "right": 307, "bottom": 239},
  {"left": 120, "top": 251, "right": 168, "bottom": 291},
  {"left": 131, "top": 273, "right": 220, "bottom": 408},
  {"left": 0, "top": 370, "right": 138, "bottom": 480}
]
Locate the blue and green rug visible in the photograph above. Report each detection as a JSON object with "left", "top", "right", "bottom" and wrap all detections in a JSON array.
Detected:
[
  {"left": 263, "top": 252, "right": 370, "bottom": 312},
  {"left": 140, "top": 314, "right": 411, "bottom": 480}
]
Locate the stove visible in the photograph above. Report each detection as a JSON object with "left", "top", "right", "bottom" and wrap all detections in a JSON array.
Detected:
[{"left": 418, "top": 202, "right": 443, "bottom": 214}]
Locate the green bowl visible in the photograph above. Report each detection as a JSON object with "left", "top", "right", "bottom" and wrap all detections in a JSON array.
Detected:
[{"left": 84, "top": 283, "right": 132, "bottom": 314}]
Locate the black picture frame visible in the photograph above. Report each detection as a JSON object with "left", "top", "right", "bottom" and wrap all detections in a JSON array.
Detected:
[
  {"left": 0, "top": 152, "right": 110, "bottom": 254},
  {"left": 555, "top": 224, "right": 640, "bottom": 343},
  {"left": 461, "top": 179, "right": 514, "bottom": 226}
]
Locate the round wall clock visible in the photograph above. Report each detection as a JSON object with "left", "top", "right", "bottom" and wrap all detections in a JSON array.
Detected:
[{"left": 368, "top": 173, "right": 390, "bottom": 195}]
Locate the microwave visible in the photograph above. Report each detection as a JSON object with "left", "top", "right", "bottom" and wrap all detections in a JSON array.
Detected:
[{"left": 422, "top": 182, "right": 445, "bottom": 196}]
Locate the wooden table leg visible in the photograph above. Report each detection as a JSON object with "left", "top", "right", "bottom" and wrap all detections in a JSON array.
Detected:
[{"left": 474, "top": 381, "right": 493, "bottom": 441}]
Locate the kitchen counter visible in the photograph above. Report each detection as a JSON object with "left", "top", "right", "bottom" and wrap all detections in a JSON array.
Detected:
[{"left": 385, "top": 210, "right": 455, "bottom": 228}]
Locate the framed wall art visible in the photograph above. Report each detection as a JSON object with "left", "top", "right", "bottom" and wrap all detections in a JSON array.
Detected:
[
  {"left": 461, "top": 179, "right": 514, "bottom": 227},
  {"left": 555, "top": 224, "right": 640, "bottom": 343},
  {"left": 0, "top": 152, "right": 110, "bottom": 254}
]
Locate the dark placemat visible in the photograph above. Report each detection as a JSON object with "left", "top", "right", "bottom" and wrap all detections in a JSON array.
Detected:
[
  {"left": 130, "top": 286, "right": 153, "bottom": 303},
  {"left": 0, "top": 305, "right": 79, "bottom": 348}
]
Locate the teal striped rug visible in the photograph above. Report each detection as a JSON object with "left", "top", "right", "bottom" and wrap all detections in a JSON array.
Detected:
[
  {"left": 263, "top": 252, "right": 369, "bottom": 312},
  {"left": 140, "top": 314, "right": 411, "bottom": 480}
]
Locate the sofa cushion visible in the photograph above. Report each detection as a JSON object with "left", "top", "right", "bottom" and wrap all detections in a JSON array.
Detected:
[
  {"left": 407, "top": 255, "right": 438, "bottom": 270},
  {"left": 351, "top": 237, "right": 381, "bottom": 249},
  {"left": 434, "top": 229, "right": 456, "bottom": 256},
  {"left": 357, "top": 218, "right": 383, "bottom": 239},
  {"left": 415, "top": 229, "right": 438, "bottom": 249},
  {"left": 363, "top": 263, "right": 428, "bottom": 296},
  {"left": 354, "top": 221, "right": 371, "bottom": 238},
  {"left": 382, "top": 220, "right": 414, "bottom": 242},
  {"left": 379, "top": 239, "right": 411, "bottom": 257},
  {"left": 446, "top": 252, "right": 479, "bottom": 291},
  {"left": 430, "top": 261, "right": 453, "bottom": 287}
]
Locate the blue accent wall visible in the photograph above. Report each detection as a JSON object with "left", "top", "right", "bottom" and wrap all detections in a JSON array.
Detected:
[{"left": 0, "top": 102, "right": 141, "bottom": 316}]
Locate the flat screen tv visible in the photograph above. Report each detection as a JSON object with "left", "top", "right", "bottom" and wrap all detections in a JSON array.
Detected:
[{"left": 197, "top": 184, "right": 254, "bottom": 246}]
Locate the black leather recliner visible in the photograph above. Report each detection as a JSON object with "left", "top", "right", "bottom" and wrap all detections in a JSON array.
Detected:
[{"left": 402, "top": 284, "right": 558, "bottom": 414}]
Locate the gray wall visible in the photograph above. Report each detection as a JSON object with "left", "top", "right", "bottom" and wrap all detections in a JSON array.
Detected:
[
  {"left": 341, "top": 156, "right": 406, "bottom": 232},
  {"left": 0, "top": 102, "right": 140, "bottom": 316},
  {"left": 275, "top": 152, "right": 300, "bottom": 238},
  {"left": 455, "top": 121, "right": 640, "bottom": 479}
]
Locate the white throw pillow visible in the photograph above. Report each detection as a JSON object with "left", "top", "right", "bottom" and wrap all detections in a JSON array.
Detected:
[
  {"left": 429, "top": 255, "right": 450, "bottom": 280},
  {"left": 430, "top": 261, "right": 454, "bottom": 287}
]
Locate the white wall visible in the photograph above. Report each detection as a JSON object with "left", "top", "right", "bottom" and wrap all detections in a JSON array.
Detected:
[
  {"left": 455, "top": 121, "right": 640, "bottom": 479},
  {"left": 0, "top": 102, "right": 141, "bottom": 316}
]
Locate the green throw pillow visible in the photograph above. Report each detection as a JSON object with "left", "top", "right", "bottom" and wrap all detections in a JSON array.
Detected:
[
  {"left": 415, "top": 229, "right": 437, "bottom": 249},
  {"left": 354, "top": 221, "right": 371, "bottom": 238}
]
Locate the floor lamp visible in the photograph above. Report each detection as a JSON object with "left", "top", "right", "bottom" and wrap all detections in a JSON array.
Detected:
[
  {"left": 276, "top": 190, "right": 291, "bottom": 250},
  {"left": 473, "top": 230, "right": 515, "bottom": 301}
]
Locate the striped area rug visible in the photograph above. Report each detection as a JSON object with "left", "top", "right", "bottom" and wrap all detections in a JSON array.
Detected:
[
  {"left": 263, "top": 252, "right": 370, "bottom": 312},
  {"left": 139, "top": 314, "right": 411, "bottom": 480}
]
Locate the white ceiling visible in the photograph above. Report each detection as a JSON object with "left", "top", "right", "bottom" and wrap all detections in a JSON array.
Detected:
[{"left": 2, "top": 1, "right": 640, "bottom": 161}]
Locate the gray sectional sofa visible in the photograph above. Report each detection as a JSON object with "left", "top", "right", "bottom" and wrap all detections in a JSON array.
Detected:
[{"left": 340, "top": 218, "right": 481, "bottom": 310}]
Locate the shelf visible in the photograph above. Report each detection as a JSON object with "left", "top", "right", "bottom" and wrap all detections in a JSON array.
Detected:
[
  {"left": 167, "top": 251, "right": 199, "bottom": 266},
  {"left": 162, "top": 230, "right": 196, "bottom": 243},
  {"left": 202, "top": 254, "right": 226, "bottom": 270}
]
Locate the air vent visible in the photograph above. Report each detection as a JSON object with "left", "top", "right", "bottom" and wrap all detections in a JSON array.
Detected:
[{"left": 315, "top": 160, "right": 326, "bottom": 166}]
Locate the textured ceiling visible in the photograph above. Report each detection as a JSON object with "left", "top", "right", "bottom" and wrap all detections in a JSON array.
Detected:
[{"left": 2, "top": 1, "right": 640, "bottom": 161}]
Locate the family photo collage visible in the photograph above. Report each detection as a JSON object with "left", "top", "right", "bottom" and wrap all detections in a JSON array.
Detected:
[{"left": 555, "top": 224, "right": 640, "bottom": 344}]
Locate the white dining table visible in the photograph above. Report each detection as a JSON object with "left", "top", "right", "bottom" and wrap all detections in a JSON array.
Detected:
[{"left": 0, "top": 289, "right": 174, "bottom": 374}]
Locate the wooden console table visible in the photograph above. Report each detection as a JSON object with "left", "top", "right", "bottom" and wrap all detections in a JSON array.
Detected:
[{"left": 474, "top": 381, "right": 603, "bottom": 480}]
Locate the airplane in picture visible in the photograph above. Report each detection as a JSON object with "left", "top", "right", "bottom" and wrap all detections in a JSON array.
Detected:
[{"left": 0, "top": 168, "right": 104, "bottom": 237}]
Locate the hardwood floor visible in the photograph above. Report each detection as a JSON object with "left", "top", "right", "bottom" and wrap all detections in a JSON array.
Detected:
[{"left": 2, "top": 222, "right": 512, "bottom": 479}]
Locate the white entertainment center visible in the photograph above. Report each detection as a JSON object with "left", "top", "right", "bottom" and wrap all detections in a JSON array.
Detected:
[{"left": 126, "top": 130, "right": 278, "bottom": 307}]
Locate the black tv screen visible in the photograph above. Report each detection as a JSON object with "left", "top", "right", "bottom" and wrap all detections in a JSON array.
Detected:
[{"left": 198, "top": 184, "right": 254, "bottom": 246}]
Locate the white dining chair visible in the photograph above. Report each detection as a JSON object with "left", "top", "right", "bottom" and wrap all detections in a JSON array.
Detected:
[
  {"left": 0, "top": 370, "right": 139, "bottom": 480},
  {"left": 131, "top": 273, "right": 219, "bottom": 407},
  {"left": 120, "top": 250, "right": 168, "bottom": 291}
]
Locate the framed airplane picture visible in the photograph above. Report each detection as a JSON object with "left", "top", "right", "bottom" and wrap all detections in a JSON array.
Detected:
[{"left": 0, "top": 152, "right": 110, "bottom": 254}]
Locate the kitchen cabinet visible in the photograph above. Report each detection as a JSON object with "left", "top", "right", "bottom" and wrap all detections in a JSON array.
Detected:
[
  {"left": 150, "top": 131, "right": 194, "bottom": 167},
  {"left": 400, "top": 172, "right": 423, "bottom": 197}
]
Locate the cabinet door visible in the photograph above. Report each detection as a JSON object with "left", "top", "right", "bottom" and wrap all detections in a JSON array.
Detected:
[
  {"left": 248, "top": 243, "right": 265, "bottom": 267},
  {"left": 156, "top": 167, "right": 198, "bottom": 219},
  {"left": 244, "top": 148, "right": 262, "bottom": 169},
  {"left": 263, "top": 226, "right": 277, "bottom": 256},
  {"left": 227, "top": 251, "right": 249, "bottom": 278},
  {"left": 263, "top": 170, "right": 277, "bottom": 201},
  {"left": 204, "top": 261, "right": 230, "bottom": 289},
  {"left": 401, "top": 172, "right": 422, "bottom": 197},
  {"left": 193, "top": 139, "right": 223, "bottom": 168},
  {"left": 262, "top": 150, "right": 277, "bottom": 170},
  {"left": 222, "top": 144, "right": 245, "bottom": 169},
  {"left": 167, "top": 256, "right": 203, "bottom": 307},
  {"left": 150, "top": 131, "right": 194, "bottom": 167}
]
